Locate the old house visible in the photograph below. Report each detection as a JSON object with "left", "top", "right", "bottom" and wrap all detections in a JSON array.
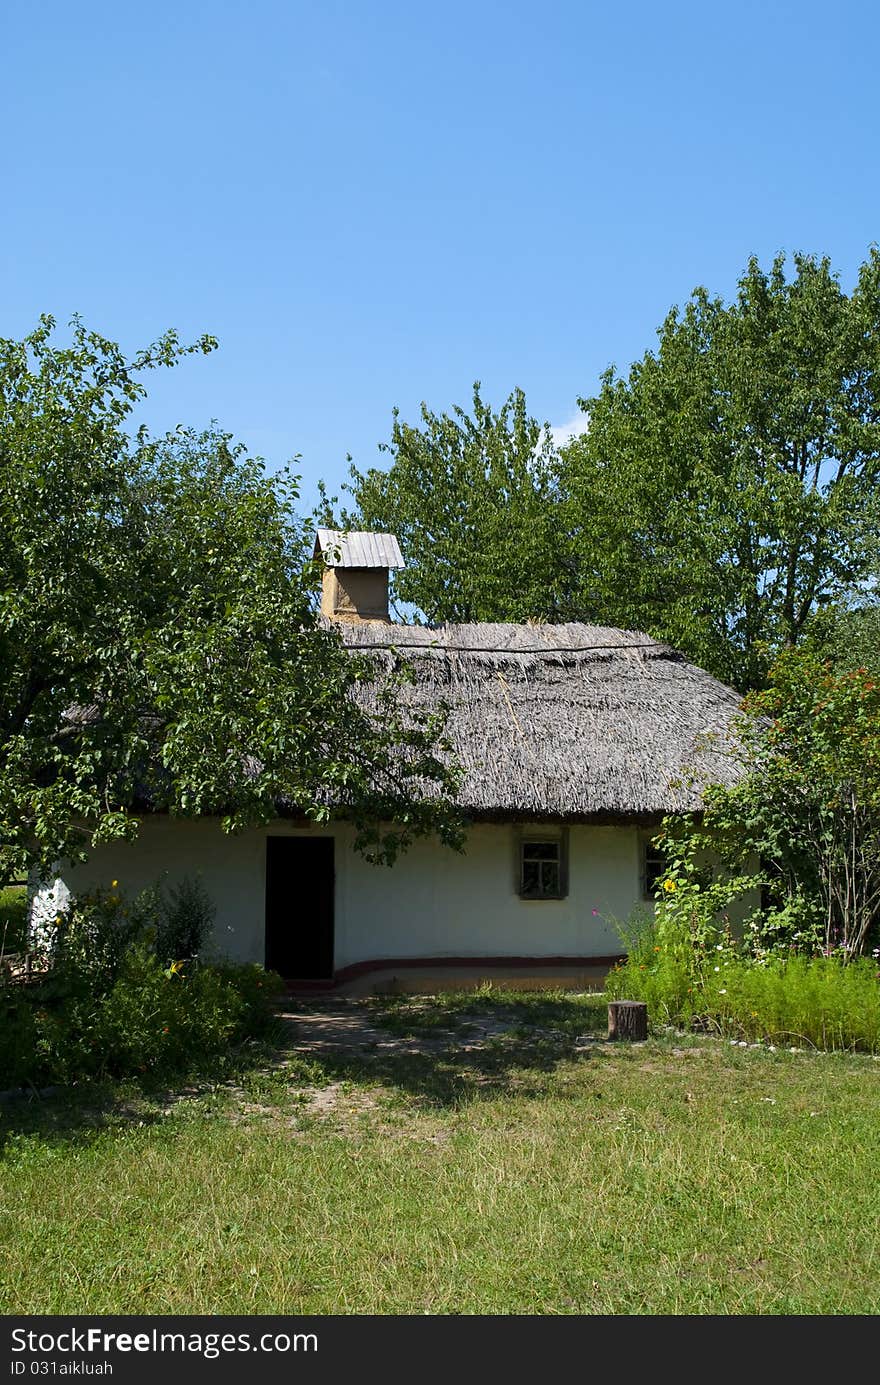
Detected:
[{"left": 47, "top": 531, "right": 743, "bottom": 991}]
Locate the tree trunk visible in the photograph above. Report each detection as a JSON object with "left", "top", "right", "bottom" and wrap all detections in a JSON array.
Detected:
[{"left": 607, "top": 1000, "right": 648, "bottom": 1041}]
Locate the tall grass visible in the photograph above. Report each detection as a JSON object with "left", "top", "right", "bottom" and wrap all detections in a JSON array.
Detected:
[
  {"left": 606, "top": 913, "right": 880, "bottom": 1051},
  {"left": 0, "top": 885, "right": 27, "bottom": 956}
]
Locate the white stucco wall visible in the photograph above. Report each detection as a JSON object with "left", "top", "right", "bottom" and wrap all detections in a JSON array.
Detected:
[
  {"left": 27, "top": 875, "right": 72, "bottom": 952},
  {"left": 56, "top": 817, "right": 646, "bottom": 969}
]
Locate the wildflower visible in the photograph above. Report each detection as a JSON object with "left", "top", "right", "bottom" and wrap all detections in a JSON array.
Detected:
[
  {"left": 714, "top": 966, "right": 720, "bottom": 972},
  {"left": 662, "top": 879, "right": 676, "bottom": 894},
  {"left": 719, "top": 989, "right": 727, "bottom": 995},
  {"left": 168, "top": 960, "right": 183, "bottom": 975},
  {"left": 111, "top": 880, "right": 118, "bottom": 888},
  {"left": 591, "top": 909, "right": 600, "bottom": 917}
]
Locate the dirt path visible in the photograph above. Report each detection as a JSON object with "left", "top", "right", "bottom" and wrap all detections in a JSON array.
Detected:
[{"left": 278, "top": 998, "right": 533, "bottom": 1059}]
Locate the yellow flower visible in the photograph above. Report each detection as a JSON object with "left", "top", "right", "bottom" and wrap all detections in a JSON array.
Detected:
[
  {"left": 111, "top": 880, "right": 118, "bottom": 888},
  {"left": 662, "top": 879, "right": 677, "bottom": 893},
  {"left": 168, "top": 960, "right": 183, "bottom": 975}
]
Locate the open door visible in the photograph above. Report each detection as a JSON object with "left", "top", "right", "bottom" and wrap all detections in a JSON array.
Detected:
[{"left": 265, "top": 837, "right": 335, "bottom": 980}]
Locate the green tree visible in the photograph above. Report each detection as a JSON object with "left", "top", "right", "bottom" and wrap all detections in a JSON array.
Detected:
[
  {"left": 809, "top": 600, "right": 880, "bottom": 677},
  {"left": 0, "top": 317, "right": 463, "bottom": 887},
  {"left": 562, "top": 251, "right": 880, "bottom": 689},
  {"left": 662, "top": 646, "right": 880, "bottom": 957},
  {"left": 323, "top": 384, "right": 576, "bottom": 623}
]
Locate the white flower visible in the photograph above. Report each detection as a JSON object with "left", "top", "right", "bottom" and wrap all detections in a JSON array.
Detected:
[
  {"left": 718, "top": 989, "right": 727, "bottom": 994},
  {"left": 714, "top": 965, "right": 721, "bottom": 972}
]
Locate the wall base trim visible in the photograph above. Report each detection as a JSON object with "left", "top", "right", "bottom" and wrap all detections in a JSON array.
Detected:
[{"left": 284, "top": 953, "right": 625, "bottom": 993}]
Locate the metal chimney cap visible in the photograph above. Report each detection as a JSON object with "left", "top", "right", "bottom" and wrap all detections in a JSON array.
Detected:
[{"left": 314, "top": 530, "right": 405, "bottom": 569}]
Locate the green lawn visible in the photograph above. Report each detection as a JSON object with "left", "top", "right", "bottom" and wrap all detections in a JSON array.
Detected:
[
  {"left": 0, "top": 885, "right": 26, "bottom": 955},
  {"left": 1, "top": 990, "right": 879, "bottom": 1315}
]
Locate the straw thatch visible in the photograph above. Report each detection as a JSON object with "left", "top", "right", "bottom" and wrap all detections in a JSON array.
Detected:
[{"left": 330, "top": 620, "right": 744, "bottom": 820}]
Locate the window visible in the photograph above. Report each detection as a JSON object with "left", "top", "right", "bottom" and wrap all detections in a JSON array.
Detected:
[
  {"left": 518, "top": 833, "right": 567, "bottom": 900},
  {"left": 641, "top": 834, "right": 665, "bottom": 900}
]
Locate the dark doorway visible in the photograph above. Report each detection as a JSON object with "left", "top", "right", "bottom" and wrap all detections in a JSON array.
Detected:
[{"left": 265, "top": 837, "right": 335, "bottom": 979}]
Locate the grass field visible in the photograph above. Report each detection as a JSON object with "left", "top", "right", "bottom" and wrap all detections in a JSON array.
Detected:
[
  {"left": 0, "top": 884, "right": 26, "bottom": 955},
  {"left": 2, "top": 990, "right": 879, "bottom": 1315}
]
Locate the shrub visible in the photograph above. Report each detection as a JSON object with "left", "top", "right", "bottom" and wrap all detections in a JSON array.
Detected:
[
  {"left": 207, "top": 961, "right": 285, "bottom": 1040},
  {"left": 654, "top": 649, "right": 880, "bottom": 958},
  {"left": 0, "top": 873, "right": 284, "bottom": 1088},
  {"left": 5, "top": 950, "right": 284, "bottom": 1087},
  {"left": 154, "top": 875, "right": 215, "bottom": 964},
  {"left": 0, "top": 990, "right": 39, "bottom": 1089},
  {"left": 49, "top": 886, "right": 147, "bottom": 996},
  {"left": 47, "top": 874, "right": 214, "bottom": 997},
  {"left": 82, "top": 948, "right": 278, "bottom": 1079}
]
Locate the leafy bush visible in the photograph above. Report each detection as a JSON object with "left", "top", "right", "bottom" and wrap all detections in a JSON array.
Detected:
[
  {"left": 0, "top": 876, "right": 284, "bottom": 1088},
  {"left": 5, "top": 950, "right": 284, "bottom": 1087},
  {"left": 46, "top": 874, "right": 214, "bottom": 992},
  {"left": 207, "top": 960, "right": 284, "bottom": 1040},
  {"left": 608, "top": 906, "right": 700, "bottom": 1026},
  {"left": 0, "top": 990, "right": 39, "bottom": 1088},
  {"left": 49, "top": 886, "right": 147, "bottom": 994},
  {"left": 660, "top": 649, "right": 880, "bottom": 957},
  {"left": 154, "top": 875, "right": 215, "bottom": 964},
  {"left": 64, "top": 947, "right": 281, "bottom": 1080}
]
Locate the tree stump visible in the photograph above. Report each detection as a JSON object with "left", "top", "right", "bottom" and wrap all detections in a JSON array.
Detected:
[{"left": 607, "top": 1000, "right": 648, "bottom": 1042}]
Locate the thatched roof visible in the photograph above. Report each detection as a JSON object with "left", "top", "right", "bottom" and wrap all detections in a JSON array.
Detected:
[{"left": 330, "top": 620, "right": 743, "bottom": 820}]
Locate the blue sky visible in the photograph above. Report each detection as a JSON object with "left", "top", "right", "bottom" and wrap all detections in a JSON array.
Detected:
[{"left": 3, "top": 0, "right": 879, "bottom": 511}]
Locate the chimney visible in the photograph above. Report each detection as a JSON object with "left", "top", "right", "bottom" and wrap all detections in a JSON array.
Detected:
[{"left": 313, "top": 530, "right": 404, "bottom": 624}]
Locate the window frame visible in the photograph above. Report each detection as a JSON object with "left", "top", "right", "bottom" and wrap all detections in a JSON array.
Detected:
[
  {"left": 640, "top": 831, "right": 665, "bottom": 901},
  {"left": 515, "top": 827, "right": 569, "bottom": 901}
]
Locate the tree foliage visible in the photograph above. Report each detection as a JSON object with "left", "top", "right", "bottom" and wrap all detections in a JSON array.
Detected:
[
  {"left": 562, "top": 251, "right": 880, "bottom": 689},
  {"left": 810, "top": 599, "right": 880, "bottom": 678},
  {"left": 321, "top": 384, "right": 575, "bottom": 623},
  {"left": 0, "top": 317, "right": 463, "bottom": 886},
  {"left": 662, "top": 647, "right": 880, "bottom": 958},
  {"left": 328, "top": 252, "right": 880, "bottom": 688}
]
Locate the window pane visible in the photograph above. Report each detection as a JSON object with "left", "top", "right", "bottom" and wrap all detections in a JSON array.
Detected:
[
  {"left": 540, "top": 862, "right": 561, "bottom": 896},
  {"left": 523, "top": 841, "right": 559, "bottom": 862},
  {"left": 644, "top": 843, "right": 664, "bottom": 896},
  {"left": 521, "top": 860, "right": 542, "bottom": 896},
  {"left": 520, "top": 838, "right": 564, "bottom": 898}
]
